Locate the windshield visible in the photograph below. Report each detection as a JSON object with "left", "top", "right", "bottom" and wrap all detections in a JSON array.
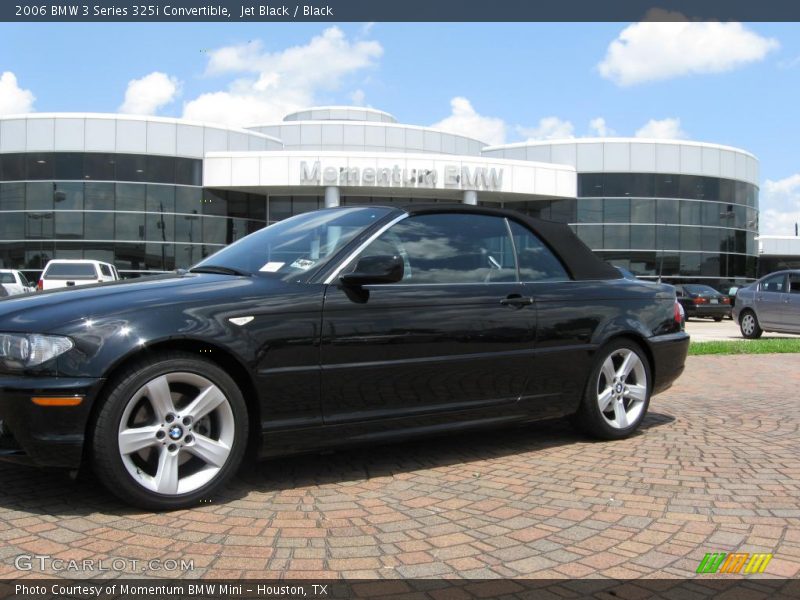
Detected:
[{"left": 192, "top": 207, "right": 396, "bottom": 278}]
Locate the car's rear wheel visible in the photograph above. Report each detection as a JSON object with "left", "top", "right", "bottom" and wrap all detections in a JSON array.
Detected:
[
  {"left": 92, "top": 352, "right": 248, "bottom": 510},
  {"left": 573, "top": 340, "right": 652, "bottom": 440},
  {"left": 739, "top": 310, "right": 763, "bottom": 339}
]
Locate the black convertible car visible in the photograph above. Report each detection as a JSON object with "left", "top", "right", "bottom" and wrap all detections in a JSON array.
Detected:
[{"left": 0, "top": 205, "right": 688, "bottom": 509}]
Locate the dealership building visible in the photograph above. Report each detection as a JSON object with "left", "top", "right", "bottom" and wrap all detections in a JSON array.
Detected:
[{"left": 0, "top": 107, "right": 760, "bottom": 285}]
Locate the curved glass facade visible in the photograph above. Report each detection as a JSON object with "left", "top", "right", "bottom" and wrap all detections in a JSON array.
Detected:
[
  {"left": 505, "top": 173, "right": 758, "bottom": 284},
  {"left": 0, "top": 152, "right": 267, "bottom": 276}
]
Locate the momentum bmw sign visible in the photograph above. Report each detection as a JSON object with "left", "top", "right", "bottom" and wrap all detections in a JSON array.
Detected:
[{"left": 299, "top": 160, "right": 504, "bottom": 191}]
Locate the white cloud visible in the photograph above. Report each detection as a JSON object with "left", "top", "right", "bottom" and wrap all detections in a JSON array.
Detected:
[
  {"left": 119, "top": 72, "right": 180, "bottom": 115},
  {"left": 635, "top": 117, "right": 688, "bottom": 139},
  {"left": 350, "top": 89, "right": 366, "bottom": 106},
  {"left": 430, "top": 97, "right": 507, "bottom": 146},
  {"left": 517, "top": 116, "right": 575, "bottom": 141},
  {"left": 760, "top": 175, "right": 800, "bottom": 236},
  {"left": 0, "top": 71, "right": 35, "bottom": 115},
  {"left": 588, "top": 117, "right": 615, "bottom": 137},
  {"left": 598, "top": 18, "right": 779, "bottom": 86},
  {"left": 183, "top": 27, "right": 382, "bottom": 126}
]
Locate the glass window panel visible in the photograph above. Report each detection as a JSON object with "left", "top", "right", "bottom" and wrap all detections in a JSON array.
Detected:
[
  {"left": 603, "top": 225, "right": 630, "bottom": 249},
  {"left": 224, "top": 191, "right": 249, "bottom": 219},
  {"left": 26, "top": 182, "right": 53, "bottom": 210},
  {"left": 53, "top": 247, "right": 84, "bottom": 261},
  {"left": 549, "top": 198, "right": 576, "bottom": 223},
  {"left": 53, "top": 182, "right": 83, "bottom": 210},
  {"left": 578, "top": 173, "right": 604, "bottom": 197},
  {"left": 25, "top": 211, "right": 54, "bottom": 238},
  {"left": 719, "top": 179, "right": 734, "bottom": 203},
  {"left": 202, "top": 189, "right": 227, "bottom": 216},
  {"left": 747, "top": 184, "right": 757, "bottom": 208},
  {"left": 630, "top": 198, "right": 655, "bottom": 223},
  {"left": 576, "top": 225, "right": 603, "bottom": 249},
  {"left": 54, "top": 153, "right": 84, "bottom": 180},
  {"left": 115, "top": 154, "right": 147, "bottom": 182},
  {"left": 630, "top": 224, "right": 655, "bottom": 250},
  {"left": 83, "top": 244, "right": 115, "bottom": 265},
  {"left": 146, "top": 185, "right": 175, "bottom": 214},
  {"left": 292, "top": 196, "right": 322, "bottom": 216},
  {"left": 231, "top": 218, "right": 248, "bottom": 242},
  {"left": 0, "top": 153, "right": 25, "bottom": 181},
  {"left": 175, "top": 158, "right": 202, "bottom": 186},
  {"left": 175, "top": 186, "right": 202, "bottom": 215},
  {"left": 26, "top": 153, "right": 54, "bottom": 180},
  {"left": 202, "top": 216, "right": 227, "bottom": 245},
  {"left": 734, "top": 205, "right": 747, "bottom": 229},
  {"left": 248, "top": 194, "right": 267, "bottom": 222},
  {"left": 0, "top": 212, "right": 24, "bottom": 240},
  {"left": 680, "top": 252, "right": 702, "bottom": 275},
  {"left": 680, "top": 226, "right": 702, "bottom": 251},
  {"left": 656, "top": 199, "right": 680, "bottom": 224},
  {"left": 115, "top": 212, "right": 145, "bottom": 241},
  {"left": 602, "top": 174, "right": 631, "bottom": 197},
  {"left": 114, "top": 242, "right": 146, "bottom": 271},
  {"left": 55, "top": 212, "right": 83, "bottom": 239},
  {"left": 115, "top": 183, "right": 144, "bottom": 212},
  {"left": 603, "top": 198, "right": 630, "bottom": 222},
  {"left": 734, "top": 182, "right": 747, "bottom": 205},
  {"left": 657, "top": 225, "right": 680, "bottom": 251},
  {"left": 679, "top": 175, "right": 706, "bottom": 199},
  {"left": 701, "top": 227, "right": 721, "bottom": 252},
  {"left": 146, "top": 156, "right": 176, "bottom": 184},
  {"left": 267, "top": 195, "right": 291, "bottom": 222},
  {"left": 509, "top": 220, "right": 569, "bottom": 281},
  {"left": 83, "top": 153, "right": 116, "bottom": 180},
  {"left": 175, "top": 212, "right": 202, "bottom": 243},
  {"left": 702, "top": 177, "right": 719, "bottom": 201},
  {"left": 655, "top": 174, "right": 680, "bottom": 198},
  {"left": 146, "top": 212, "right": 174, "bottom": 243},
  {"left": 175, "top": 243, "right": 203, "bottom": 269},
  {"left": 734, "top": 230, "right": 747, "bottom": 254},
  {"left": 83, "top": 182, "right": 114, "bottom": 211},
  {"left": 680, "top": 200, "right": 702, "bottom": 226},
  {"left": 0, "top": 182, "right": 25, "bottom": 210},
  {"left": 577, "top": 199, "right": 603, "bottom": 223},
  {"left": 84, "top": 212, "right": 114, "bottom": 240},
  {"left": 145, "top": 243, "right": 175, "bottom": 271},
  {"left": 700, "top": 254, "right": 720, "bottom": 277}
]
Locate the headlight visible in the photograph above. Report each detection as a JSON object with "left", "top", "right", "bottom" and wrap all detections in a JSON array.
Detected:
[{"left": 0, "top": 333, "right": 74, "bottom": 368}]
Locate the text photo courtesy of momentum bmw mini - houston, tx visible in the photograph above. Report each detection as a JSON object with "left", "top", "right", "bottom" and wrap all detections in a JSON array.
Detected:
[{"left": 0, "top": 3, "right": 800, "bottom": 595}]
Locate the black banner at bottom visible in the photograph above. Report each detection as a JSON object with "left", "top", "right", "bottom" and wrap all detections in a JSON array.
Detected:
[{"left": 2, "top": 579, "right": 800, "bottom": 600}]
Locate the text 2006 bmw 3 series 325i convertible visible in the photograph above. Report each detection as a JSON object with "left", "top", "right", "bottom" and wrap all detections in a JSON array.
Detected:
[{"left": 0, "top": 205, "right": 689, "bottom": 509}]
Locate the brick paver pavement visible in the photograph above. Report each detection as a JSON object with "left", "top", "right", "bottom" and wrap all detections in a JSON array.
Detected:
[{"left": 1, "top": 354, "right": 799, "bottom": 579}]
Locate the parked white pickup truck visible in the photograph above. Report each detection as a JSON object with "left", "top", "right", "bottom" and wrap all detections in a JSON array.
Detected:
[
  {"left": 38, "top": 260, "right": 120, "bottom": 291},
  {"left": 0, "top": 269, "right": 35, "bottom": 295}
]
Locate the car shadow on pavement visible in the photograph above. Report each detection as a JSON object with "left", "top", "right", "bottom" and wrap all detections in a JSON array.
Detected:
[{"left": 0, "top": 412, "right": 675, "bottom": 516}]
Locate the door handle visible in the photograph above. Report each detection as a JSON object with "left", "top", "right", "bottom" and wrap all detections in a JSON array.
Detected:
[{"left": 500, "top": 294, "right": 534, "bottom": 307}]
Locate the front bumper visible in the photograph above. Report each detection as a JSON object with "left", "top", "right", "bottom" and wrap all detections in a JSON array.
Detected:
[
  {"left": 647, "top": 331, "right": 690, "bottom": 396},
  {"left": 0, "top": 375, "right": 104, "bottom": 468}
]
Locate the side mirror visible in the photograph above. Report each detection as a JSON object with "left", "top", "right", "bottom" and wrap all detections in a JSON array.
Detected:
[{"left": 340, "top": 255, "right": 404, "bottom": 287}]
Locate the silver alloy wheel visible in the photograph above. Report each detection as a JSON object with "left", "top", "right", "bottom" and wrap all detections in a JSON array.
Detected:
[
  {"left": 117, "top": 372, "right": 235, "bottom": 495},
  {"left": 741, "top": 313, "right": 756, "bottom": 336},
  {"left": 596, "top": 348, "right": 648, "bottom": 430}
]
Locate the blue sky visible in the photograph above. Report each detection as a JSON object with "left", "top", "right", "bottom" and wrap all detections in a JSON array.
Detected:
[{"left": 1, "top": 22, "right": 799, "bottom": 233}]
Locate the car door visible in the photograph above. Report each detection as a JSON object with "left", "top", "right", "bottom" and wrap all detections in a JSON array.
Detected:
[
  {"left": 320, "top": 211, "right": 536, "bottom": 425},
  {"left": 755, "top": 273, "right": 788, "bottom": 328},
  {"left": 785, "top": 273, "right": 800, "bottom": 331}
]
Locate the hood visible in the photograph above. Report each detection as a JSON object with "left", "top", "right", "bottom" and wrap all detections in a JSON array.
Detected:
[{"left": 0, "top": 273, "right": 279, "bottom": 333}]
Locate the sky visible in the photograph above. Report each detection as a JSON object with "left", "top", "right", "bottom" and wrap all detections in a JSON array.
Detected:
[{"left": 0, "top": 21, "right": 798, "bottom": 235}]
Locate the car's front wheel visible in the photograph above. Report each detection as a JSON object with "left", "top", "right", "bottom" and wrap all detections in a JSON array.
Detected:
[
  {"left": 739, "top": 310, "right": 763, "bottom": 339},
  {"left": 573, "top": 340, "right": 652, "bottom": 440},
  {"left": 92, "top": 352, "right": 248, "bottom": 510}
]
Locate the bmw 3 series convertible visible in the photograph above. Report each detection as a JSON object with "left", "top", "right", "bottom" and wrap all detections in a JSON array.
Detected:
[{"left": 0, "top": 205, "right": 689, "bottom": 509}]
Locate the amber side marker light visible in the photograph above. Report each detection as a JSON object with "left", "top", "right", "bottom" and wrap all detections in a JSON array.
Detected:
[{"left": 31, "top": 397, "right": 84, "bottom": 407}]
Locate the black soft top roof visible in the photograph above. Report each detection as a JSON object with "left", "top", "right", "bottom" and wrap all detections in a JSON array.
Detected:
[{"left": 399, "top": 203, "right": 621, "bottom": 282}]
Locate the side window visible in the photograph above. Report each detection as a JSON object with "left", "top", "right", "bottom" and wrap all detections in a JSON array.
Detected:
[
  {"left": 0, "top": 273, "right": 14, "bottom": 284},
  {"left": 100, "top": 264, "right": 112, "bottom": 277},
  {"left": 508, "top": 221, "right": 570, "bottom": 282},
  {"left": 760, "top": 274, "right": 786, "bottom": 293},
  {"left": 357, "top": 213, "right": 517, "bottom": 284},
  {"left": 789, "top": 274, "right": 800, "bottom": 294}
]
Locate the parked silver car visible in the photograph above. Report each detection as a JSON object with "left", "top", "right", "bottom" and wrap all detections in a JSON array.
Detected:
[{"left": 733, "top": 270, "right": 800, "bottom": 338}]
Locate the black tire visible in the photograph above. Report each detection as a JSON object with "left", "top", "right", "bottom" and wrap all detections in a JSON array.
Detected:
[
  {"left": 573, "top": 339, "right": 652, "bottom": 440},
  {"left": 713, "top": 316, "right": 723, "bottom": 322},
  {"left": 92, "top": 351, "right": 248, "bottom": 510},
  {"left": 739, "top": 310, "right": 763, "bottom": 339}
]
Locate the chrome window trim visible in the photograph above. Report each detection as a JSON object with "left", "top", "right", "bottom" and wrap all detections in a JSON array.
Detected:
[{"left": 323, "top": 213, "right": 409, "bottom": 285}]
